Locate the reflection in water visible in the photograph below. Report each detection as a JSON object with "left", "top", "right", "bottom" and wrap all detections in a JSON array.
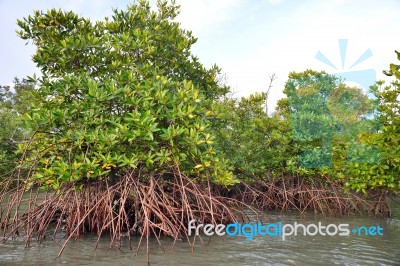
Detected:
[{"left": 1, "top": 205, "right": 400, "bottom": 265}]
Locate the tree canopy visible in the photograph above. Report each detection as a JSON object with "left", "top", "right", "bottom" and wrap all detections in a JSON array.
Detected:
[{"left": 16, "top": 0, "right": 237, "bottom": 190}]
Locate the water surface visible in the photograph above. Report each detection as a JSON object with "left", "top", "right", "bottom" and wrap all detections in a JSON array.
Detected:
[{"left": 1, "top": 204, "right": 399, "bottom": 265}]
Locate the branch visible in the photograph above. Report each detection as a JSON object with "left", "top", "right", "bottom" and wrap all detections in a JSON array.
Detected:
[{"left": 265, "top": 73, "right": 277, "bottom": 116}]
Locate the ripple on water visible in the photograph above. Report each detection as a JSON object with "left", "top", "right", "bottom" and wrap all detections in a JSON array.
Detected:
[{"left": 1, "top": 210, "right": 400, "bottom": 265}]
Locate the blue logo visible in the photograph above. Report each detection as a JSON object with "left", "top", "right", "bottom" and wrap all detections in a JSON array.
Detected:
[
  {"left": 316, "top": 39, "right": 376, "bottom": 92},
  {"left": 188, "top": 220, "right": 384, "bottom": 240},
  {"left": 351, "top": 225, "right": 384, "bottom": 236},
  {"left": 287, "top": 39, "right": 381, "bottom": 168}
]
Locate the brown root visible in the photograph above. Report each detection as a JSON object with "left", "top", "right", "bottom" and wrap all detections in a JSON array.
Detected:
[
  {"left": 227, "top": 175, "right": 391, "bottom": 216},
  {"left": 0, "top": 170, "right": 392, "bottom": 259},
  {"left": 1, "top": 169, "right": 244, "bottom": 258}
]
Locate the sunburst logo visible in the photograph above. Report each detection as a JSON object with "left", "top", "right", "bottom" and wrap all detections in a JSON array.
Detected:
[
  {"left": 315, "top": 39, "right": 376, "bottom": 91},
  {"left": 287, "top": 39, "right": 380, "bottom": 169}
]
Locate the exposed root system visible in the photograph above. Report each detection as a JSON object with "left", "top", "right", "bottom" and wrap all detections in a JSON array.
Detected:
[
  {"left": 0, "top": 171, "right": 391, "bottom": 259},
  {"left": 228, "top": 176, "right": 390, "bottom": 216},
  {"left": 1, "top": 169, "right": 242, "bottom": 257}
]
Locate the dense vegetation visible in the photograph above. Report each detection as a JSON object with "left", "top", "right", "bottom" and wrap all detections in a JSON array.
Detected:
[
  {"left": 1, "top": 0, "right": 399, "bottom": 257},
  {"left": 216, "top": 68, "right": 399, "bottom": 193},
  {"left": 0, "top": 78, "right": 35, "bottom": 180},
  {"left": 15, "top": 1, "right": 235, "bottom": 189}
]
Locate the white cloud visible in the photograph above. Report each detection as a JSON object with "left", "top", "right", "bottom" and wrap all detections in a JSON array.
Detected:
[{"left": 176, "top": 0, "right": 243, "bottom": 33}]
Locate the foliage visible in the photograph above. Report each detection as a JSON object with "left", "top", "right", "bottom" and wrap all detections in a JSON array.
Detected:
[
  {"left": 16, "top": 1, "right": 228, "bottom": 101},
  {"left": 0, "top": 78, "right": 35, "bottom": 179},
  {"left": 285, "top": 70, "right": 377, "bottom": 169},
  {"left": 345, "top": 51, "right": 400, "bottom": 193},
  {"left": 215, "top": 93, "right": 291, "bottom": 181},
  {"left": 16, "top": 0, "right": 237, "bottom": 190},
  {"left": 6, "top": 0, "right": 399, "bottom": 198},
  {"left": 218, "top": 70, "right": 386, "bottom": 191}
]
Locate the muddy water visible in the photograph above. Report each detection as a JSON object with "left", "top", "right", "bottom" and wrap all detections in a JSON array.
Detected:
[{"left": 1, "top": 203, "right": 400, "bottom": 265}]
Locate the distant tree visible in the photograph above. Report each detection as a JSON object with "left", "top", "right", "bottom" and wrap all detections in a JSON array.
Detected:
[
  {"left": 285, "top": 70, "right": 376, "bottom": 169},
  {"left": 0, "top": 78, "right": 35, "bottom": 179},
  {"left": 215, "top": 92, "right": 292, "bottom": 181}
]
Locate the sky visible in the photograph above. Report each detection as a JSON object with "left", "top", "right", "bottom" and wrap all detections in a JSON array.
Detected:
[{"left": 0, "top": 0, "right": 399, "bottom": 111}]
